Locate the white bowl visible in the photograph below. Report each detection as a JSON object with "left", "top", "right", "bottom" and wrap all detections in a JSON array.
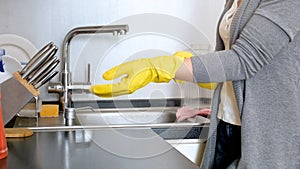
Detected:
[{"left": 2, "top": 55, "right": 22, "bottom": 74}]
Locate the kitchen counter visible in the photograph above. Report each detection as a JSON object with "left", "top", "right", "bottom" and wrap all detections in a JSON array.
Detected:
[{"left": 1, "top": 128, "right": 201, "bottom": 169}]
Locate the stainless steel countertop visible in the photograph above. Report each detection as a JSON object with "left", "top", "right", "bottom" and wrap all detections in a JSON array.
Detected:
[{"left": 2, "top": 128, "right": 200, "bottom": 169}]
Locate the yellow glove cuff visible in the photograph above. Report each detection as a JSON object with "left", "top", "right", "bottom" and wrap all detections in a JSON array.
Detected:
[
  {"left": 173, "top": 51, "right": 193, "bottom": 60},
  {"left": 173, "top": 51, "right": 218, "bottom": 90},
  {"left": 197, "top": 82, "right": 218, "bottom": 90},
  {"left": 173, "top": 51, "right": 193, "bottom": 84}
]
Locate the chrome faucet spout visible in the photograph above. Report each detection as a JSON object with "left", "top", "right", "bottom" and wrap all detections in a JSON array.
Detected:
[
  {"left": 62, "top": 25, "right": 129, "bottom": 73},
  {"left": 48, "top": 24, "right": 129, "bottom": 125}
]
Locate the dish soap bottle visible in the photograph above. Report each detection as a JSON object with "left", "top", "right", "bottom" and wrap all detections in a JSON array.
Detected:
[{"left": 0, "top": 49, "right": 5, "bottom": 72}]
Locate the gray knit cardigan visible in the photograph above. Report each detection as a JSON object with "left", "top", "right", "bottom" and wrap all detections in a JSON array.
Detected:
[{"left": 192, "top": 0, "right": 300, "bottom": 168}]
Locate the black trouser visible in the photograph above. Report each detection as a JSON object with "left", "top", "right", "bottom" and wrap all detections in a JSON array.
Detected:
[{"left": 214, "top": 120, "right": 241, "bottom": 169}]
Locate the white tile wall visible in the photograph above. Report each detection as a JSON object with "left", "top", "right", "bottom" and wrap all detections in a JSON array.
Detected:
[{"left": 0, "top": 0, "right": 225, "bottom": 101}]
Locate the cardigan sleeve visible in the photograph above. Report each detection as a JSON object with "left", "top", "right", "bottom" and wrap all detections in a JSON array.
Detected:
[
  {"left": 255, "top": 0, "right": 300, "bottom": 41},
  {"left": 192, "top": 0, "right": 300, "bottom": 83}
]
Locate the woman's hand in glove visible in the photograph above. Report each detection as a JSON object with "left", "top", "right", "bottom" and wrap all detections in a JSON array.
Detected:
[
  {"left": 89, "top": 51, "right": 217, "bottom": 97},
  {"left": 89, "top": 52, "right": 187, "bottom": 97}
]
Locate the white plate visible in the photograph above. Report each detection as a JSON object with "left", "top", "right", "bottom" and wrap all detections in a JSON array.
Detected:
[
  {"left": 2, "top": 55, "right": 23, "bottom": 75},
  {"left": 0, "top": 34, "right": 37, "bottom": 64},
  {"left": 0, "top": 71, "right": 11, "bottom": 83}
]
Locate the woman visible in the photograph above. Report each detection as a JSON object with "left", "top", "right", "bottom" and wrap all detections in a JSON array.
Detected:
[
  {"left": 178, "top": 0, "right": 243, "bottom": 168},
  {"left": 90, "top": 0, "right": 300, "bottom": 168}
]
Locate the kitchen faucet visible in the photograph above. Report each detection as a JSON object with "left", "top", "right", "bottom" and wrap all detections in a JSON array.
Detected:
[{"left": 48, "top": 25, "right": 129, "bottom": 125}]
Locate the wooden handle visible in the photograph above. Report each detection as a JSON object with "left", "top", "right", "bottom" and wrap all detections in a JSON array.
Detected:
[
  {"left": 13, "top": 72, "right": 40, "bottom": 97},
  {"left": 5, "top": 128, "right": 33, "bottom": 138}
]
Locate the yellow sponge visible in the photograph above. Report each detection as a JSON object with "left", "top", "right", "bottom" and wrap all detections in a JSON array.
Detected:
[{"left": 40, "top": 104, "right": 59, "bottom": 117}]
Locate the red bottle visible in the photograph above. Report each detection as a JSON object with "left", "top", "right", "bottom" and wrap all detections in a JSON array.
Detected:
[{"left": 0, "top": 94, "right": 8, "bottom": 159}]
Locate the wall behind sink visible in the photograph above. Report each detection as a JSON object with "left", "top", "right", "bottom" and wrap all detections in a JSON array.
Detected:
[{"left": 0, "top": 0, "right": 225, "bottom": 102}]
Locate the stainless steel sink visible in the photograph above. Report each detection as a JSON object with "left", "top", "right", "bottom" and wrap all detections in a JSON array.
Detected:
[
  {"left": 75, "top": 107, "right": 210, "bottom": 127},
  {"left": 12, "top": 107, "right": 209, "bottom": 136},
  {"left": 72, "top": 107, "right": 210, "bottom": 140},
  {"left": 10, "top": 106, "right": 210, "bottom": 140}
]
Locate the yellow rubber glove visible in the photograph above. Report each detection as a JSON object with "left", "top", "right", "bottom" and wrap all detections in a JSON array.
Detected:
[
  {"left": 173, "top": 51, "right": 218, "bottom": 90},
  {"left": 89, "top": 53, "right": 185, "bottom": 97}
]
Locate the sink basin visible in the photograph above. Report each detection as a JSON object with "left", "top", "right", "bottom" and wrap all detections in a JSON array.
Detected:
[
  {"left": 75, "top": 107, "right": 210, "bottom": 127},
  {"left": 11, "top": 107, "right": 210, "bottom": 139},
  {"left": 74, "top": 107, "right": 210, "bottom": 139}
]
